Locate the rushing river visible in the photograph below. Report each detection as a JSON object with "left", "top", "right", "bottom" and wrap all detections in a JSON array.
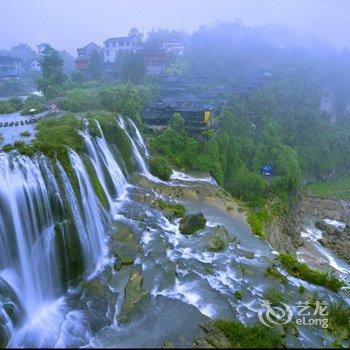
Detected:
[{"left": 0, "top": 116, "right": 349, "bottom": 348}]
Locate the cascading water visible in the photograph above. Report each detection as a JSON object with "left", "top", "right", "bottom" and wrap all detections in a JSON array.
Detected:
[
  {"left": 79, "top": 121, "right": 128, "bottom": 207},
  {"left": 128, "top": 118, "right": 149, "bottom": 157},
  {"left": 0, "top": 153, "right": 65, "bottom": 346},
  {"left": 0, "top": 154, "right": 62, "bottom": 316},
  {"left": 66, "top": 150, "right": 110, "bottom": 275},
  {"left": 118, "top": 116, "right": 149, "bottom": 174}
]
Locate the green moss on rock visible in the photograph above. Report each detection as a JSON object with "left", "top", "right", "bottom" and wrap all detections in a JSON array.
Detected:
[
  {"left": 278, "top": 254, "right": 346, "bottom": 292},
  {"left": 152, "top": 198, "right": 185, "bottom": 219},
  {"left": 179, "top": 213, "right": 206, "bottom": 235}
]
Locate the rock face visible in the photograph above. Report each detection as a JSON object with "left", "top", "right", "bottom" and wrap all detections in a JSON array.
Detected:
[
  {"left": 118, "top": 270, "right": 147, "bottom": 324},
  {"left": 111, "top": 223, "right": 140, "bottom": 271},
  {"left": 193, "top": 322, "right": 231, "bottom": 348},
  {"left": 299, "top": 193, "right": 350, "bottom": 264},
  {"left": 316, "top": 222, "right": 350, "bottom": 264},
  {"left": 203, "top": 225, "right": 229, "bottom": 252},
  {"left": 179, "top": 213, "right": 206, "bottom": 235}
]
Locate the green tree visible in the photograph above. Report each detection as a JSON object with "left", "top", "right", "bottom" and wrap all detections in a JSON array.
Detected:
[
  {"left": 37, "top": 46, "right": 66, "bottom": 98},
  {"left": 118, "top": 52, "right": 146, "bottom": 84},
  {"left": 170, "top": 112, "right": 185, "bottom": 132},
  {"left": 89, "top": 50, "right": 103, "bottom": 79},
  {"left": 98, "top": 83, "right": 142, "bottom": 122}
]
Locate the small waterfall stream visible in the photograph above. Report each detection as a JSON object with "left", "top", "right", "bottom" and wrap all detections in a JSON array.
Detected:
[{"left": 118, "top": 116, "right": 149, "bottom": 175}]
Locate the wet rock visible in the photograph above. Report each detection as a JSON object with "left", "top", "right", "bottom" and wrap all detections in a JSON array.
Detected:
[
  {"left": 236, "top": 248, "right": 255, "bottom": 259},
  {"left": 111, "top": 223, "right": 140, "bottom": 271},
  {"left": 81, "top": 276, "right": 117, "bottom": 326},
  {"left": 315, "top": 221, "right": 342, "bottom": 236},
  {"left": 152, "top": 199, "right": 185, "bottom": 220},
  {"left": 193, "top": 322, "right": 231, "bottom": 348},
  {"left": 114, "top": 249, "right": 134, "bottom": 271},
  {"left": 179, "top": 213, "right": 206, "bottom": 235},
  {"left": 204, "top": 225, "right": 229, "bottom": 252},
  {"left": 118, "top": 270, "right": 148, "bottom": 324}
]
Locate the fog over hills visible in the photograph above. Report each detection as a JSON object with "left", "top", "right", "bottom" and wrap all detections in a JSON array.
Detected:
[{"left": 0, "top": 0, "right": 349, "bottom": 53}]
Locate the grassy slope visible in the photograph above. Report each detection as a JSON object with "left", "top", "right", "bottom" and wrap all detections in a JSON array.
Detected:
[{"left": 305, "top": 176, "right": 350, "bottom": 201}]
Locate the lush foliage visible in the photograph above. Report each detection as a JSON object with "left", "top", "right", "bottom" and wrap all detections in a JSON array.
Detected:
[
  {"left": 33, "top": 114, "right": 84, "bottom": 158},
  {"left": 118, "top": 52, "right": 146, "bottom": 84},
  {"left": 278, "top": 254, "right": 346, "bottom": 292},
  {"left": 21, "top": 95, "right": 46, "bottom": 115},
  {"left": 59, "top": 88, "right": 101, "bottom": 112},
  {"left": 0, "top": 97, "right": 23, "bottom": 114},
  {"left": 149, "top": 155, "right": 172, "bottom": 181},
  {"left": 98, "top": 83, "right": 142, "bottom": 122},
  {"left": 37, "top": 46, "right": 66, "bottom": 98},
  {"left": 327, "top": 302, "right": 350, "bottom": 340},
  {"left": 305, "top": 176, "right": 350, "bottom": 201},
  {"left": 215, "top": 320, "right": 284, "bottom": 348}
]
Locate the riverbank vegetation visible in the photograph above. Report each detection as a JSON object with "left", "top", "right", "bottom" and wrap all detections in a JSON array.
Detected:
[
  {"left": 0, "top": 97, "right": 23, "bottom": 114},
  {"left": 305, "top": 176, "right": 350, "bottom": 201},
  {"left": 214, "top": 320, "right": 284, "bottom": 348},
  {"left": 278, "top": 253, "right": 346, "bottom": 292}
]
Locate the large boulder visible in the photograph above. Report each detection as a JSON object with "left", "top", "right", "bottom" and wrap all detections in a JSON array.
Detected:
[
  {"left": 179, "top": 213, "right": 206, "bottom": 235},
  {"left": 118, "top": 270, "right": 147, "bottom": 324},
  {"left": 204, "top": 225, "right": 229, "bottom": 252},
  {"left": 111, "top": 223, "right": 140, "bottom": 271}
]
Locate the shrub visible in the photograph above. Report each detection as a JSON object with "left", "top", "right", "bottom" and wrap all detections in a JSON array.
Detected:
[
  {"left": 33, "top": 114, "right": 84, "bottom": 158},
  {"left": 264, "top": 288, "right": 285, "bottom": 305},
  {"left": 21, "top": 95, "right": 46, "bottom": 115},
  {"left": 215, "top": 320, "right": 284, "bottom": 348},
  {"left": 278, "top": 254, "right": 346, "bottom": 292},
  {"left": 234, "top": 290, "right": 243, "bottom": 300},
  {"left": 20, "top": 131, "right": 31, "bottom": 137},
  {"left": 1, "top": 144, "right": 14, "bottom": 152},
  {"left": 247, "top": 209, "right": 267, "bottom": 239},
  {"left": 328, "top": 302, "right": 350, "bottom": 339},
  {"left": 149, "top": 155, "right": 172, "bottom": 181},
  {"left": 0, "top": 97, "right": 23, "bottom": 114},
  {"left": 59, "top": 88, "right": 101, "bottom": 112}
]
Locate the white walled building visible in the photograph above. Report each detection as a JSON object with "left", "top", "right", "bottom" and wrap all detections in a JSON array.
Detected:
[{"left": 103, "top": 36, "right": 140, "bottom": 63}]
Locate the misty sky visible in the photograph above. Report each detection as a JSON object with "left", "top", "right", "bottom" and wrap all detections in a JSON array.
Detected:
[{"left": 1, "top": 0, "right": 349, "bottom": 55}]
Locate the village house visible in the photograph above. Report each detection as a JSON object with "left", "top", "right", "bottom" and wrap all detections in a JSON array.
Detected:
[
  {"left": 0, "top": 56, "right": 23, "bottom": 78},
  {"left": 143, "top": 94, "right": 219, "bottom": 132},
  {"left": 142, "top": 49, "right": 169, "bottom": 75},
  {"left": 103, "top": 36, "right": 140, "bottom": 63},
  {"left": 75, "top": 42, "right": 101, "bottom": 70}
]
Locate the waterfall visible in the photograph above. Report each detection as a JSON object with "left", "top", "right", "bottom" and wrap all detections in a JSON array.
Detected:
[
  {"left": 79, "top": 121, "right": 127, "bottom": 203},
  {"left": 0, "top": 153, "right": 63, "bottom": 320},
  {"left": 117, "top": 116, "right": 149, "bottom": 174},
  {"left": 128, "top": 119, "right": 149, "bottom": 157},
  {"left": 61, "top": 150, "right": 109, "bottom": 275}
]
